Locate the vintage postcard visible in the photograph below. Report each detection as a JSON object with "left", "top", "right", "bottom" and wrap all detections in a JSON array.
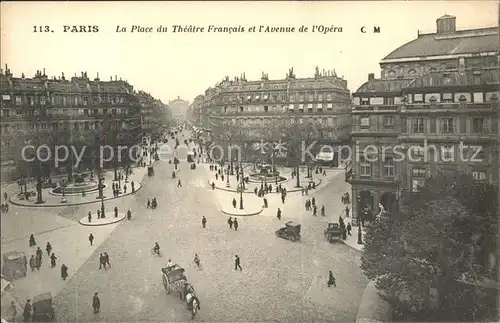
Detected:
[{"left": 0, "top": 1, "right": 499, "bottom": 322}]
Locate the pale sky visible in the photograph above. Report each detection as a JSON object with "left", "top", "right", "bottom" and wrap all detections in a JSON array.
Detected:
[{"left": 1, "top": 1, "right": 497, "bottom": 104}]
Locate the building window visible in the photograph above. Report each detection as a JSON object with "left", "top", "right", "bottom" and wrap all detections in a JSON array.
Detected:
[
  {"left": 298, "top": 94, "right": 304, "bottom": 102},
  {"left": 441, "top": 118, "right": 454, "bottom": 133},
  {"left": 326, "top": 93, "right": 332, "bottom": 101},
  {"left": 414, "top": 94, "right": 423, "bottom": 103},
  {"left": 472, "top": 117, "right": 484, "bottom": 133},
  {"left": 16, "top": 109, "right": 22, "bottom": 116},
  {"left": 318, "top": 94, "right": 323, "bottom": 101},
  {"left": 73, "top": 123, "right": 79, "bottom": 130},
  {"left": 383, "top": 157, "right": 395, "bottom": 177},
  {"left": 408, "top": 69, "right": 418, "bottom": 77},
  {"left": 458, "top": 95, "right": 467, "bottom": 102},
  {"left": 84, "top": 122, "right": 89, "bottom": 130},
  {"left": 409, "top": 146, "right": 424, "bottom": 160},
  {"left": 442, "top": 93, "right": 453, "bottom": 103},
  {"left": 263, "top": 106, "right": 268, "bottom": 112},
  {"left": 429, "top": 96, "right": 437, "bottom": 103},
  {"left": 30, "top": 97, "right": 35, "bottom": 106},
  {"left": 388, "top": 70, "right": 396, "bottom": 78},
  {"left": 62, "top": 97, "right": 66, "bottom": 106},
  {"left": 472, "top": 171, "right": 487, "bottom": 181},
  {"left": 360, "top": 116, "right": 370, "bottom": 128},
  {"left": 308, "top": 94, "right": 314, "bottom": 101},
  {"left": 412, "top": 118, "right": 424, "bottom": 133},
  {"left": 2, "top": 109, "right": 9, "bottom": 117},
  {"left": 360, "top": 98, "right": 369, "bottom": 106},
  {"left": 360, "top": 156, "right": 371, "bottom": 176},
  {"left": 383, "top": 116, "right": 395, "bottom": 126},
  {"left": 383, "top": 97, "right": 395, "bottom": 105},
  {"left": 15, "top": 96, "right": 22, "bottom": 105},
  {"left": 441, "top": 146, "right": 454, "bottom": 160},
  {"left": 41, "top": 123, "right": 47, "bottom": 130},
  {"left": 317, "top": 104, "right": 323, "bottom": 112},
  {"left": 112, "top": 109, "right": 117, "bottom": 115},
  {"left": 490, "top": 93, "right": 498, "bottom": 101},
  {"left": 412, "top": 168, "right": 427, "bottom": 192}
]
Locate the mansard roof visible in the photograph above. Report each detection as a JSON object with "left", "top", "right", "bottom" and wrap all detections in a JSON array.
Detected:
[
  {"left": 382, "top": 27, "right": 498, "bottom": 61},
  {"left": 406, "top": 68, "right": 500, "bottom": 89},
  {"left": 355, "top": 78, "right": 414, "bottom": 94}
]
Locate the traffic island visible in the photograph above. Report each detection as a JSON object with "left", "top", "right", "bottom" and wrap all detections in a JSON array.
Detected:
[
  {"left": 9, "top": 182, "right": 143, "bottom": 208},
  {"left": 78, "top": 212, "right": 126, "bottom": 226},
  {"left": 220, "top": 205, "right": 263, "bottom": 217}
]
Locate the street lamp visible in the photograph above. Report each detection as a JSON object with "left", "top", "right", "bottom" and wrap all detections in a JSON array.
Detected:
[
  {"left": 226, "top": 168, "right": 230, "bottom": 187},
  {"left": 239, "top": 168, "right": 244, "bottom": 209}
]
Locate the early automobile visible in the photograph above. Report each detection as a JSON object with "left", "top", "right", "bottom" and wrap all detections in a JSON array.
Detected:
[
  {"left": 32, "top": 292, "right": 55, "bottom": 322},
  {"left": 324, "top": 222, "right": 342, "bottom": 243},
  {"left": 275, "top": 221, "right": 301, "bottom": 242}
]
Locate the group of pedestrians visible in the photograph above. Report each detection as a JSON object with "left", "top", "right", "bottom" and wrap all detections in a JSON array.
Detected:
[
  {"left": 1, "top": 192, "right": 9, "bottom": 213},
  {"left": 99, "top": 252, "right": 111, "bottom": 270},
  {"left": 226, "top": 217, "right": 239, "bottom": 230},
  {"left": 27, "top": 234, "right": 69, "bottom": 280},
  {"left": 147, "top": 197, "right": 158, "bottom": 209}
]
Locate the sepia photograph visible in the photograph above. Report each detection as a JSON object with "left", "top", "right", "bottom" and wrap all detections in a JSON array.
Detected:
[{"left": 0, "top": 1, "right": 499, "bottom": 322}]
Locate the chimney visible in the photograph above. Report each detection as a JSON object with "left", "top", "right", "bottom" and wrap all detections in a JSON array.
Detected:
[
  {"left": 43, "top": 68, "right": 46, "bottom": 76},
  {"left": 368, "top": 73, "right": 375, "bottom": 81},
  {"left": 436, "top": 14, "right": 456, "bottom": 34}
]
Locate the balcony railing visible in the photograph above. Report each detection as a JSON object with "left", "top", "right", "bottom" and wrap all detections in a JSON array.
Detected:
[{"left": 403, "top": 102, "right": 497, "bottom": 110}]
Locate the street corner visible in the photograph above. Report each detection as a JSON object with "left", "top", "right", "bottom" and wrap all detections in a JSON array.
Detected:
[{"left": 78, "top": 212, "right": 126, "bottom": 226}]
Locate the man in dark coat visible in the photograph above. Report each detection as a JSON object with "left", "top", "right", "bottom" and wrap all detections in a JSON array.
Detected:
[
  {"left": 202, "top": 216, "right": 207, "bottom": 228},
  {"left": 227, "top": 217, "right": 233, "bottom": 229},
  {"left": 104, "top": 252, "right": 111, "bottom": 268},
  {"left": 277, "top": 208, "right": 282, "bottom": 220},
  {"left": 61, "top": 264, "right": 69, "bottom": 280},
  {"left": 93, "top": 292, "right": 100, "bottom": 314},
  {"left": 89, "top": 233, "right": 94, "bottom": 246},
  {"left": 45, "top": 242, "right": 52, "bottom": 256},
  {"left": 234, "top": 255, "right": 242, "bottom": 271},
  {"left": 23, "top": 299, "right": 32, "bottom": 322},
  {"left": 233, "top": 218, "right": 238, "bottom": 231}
]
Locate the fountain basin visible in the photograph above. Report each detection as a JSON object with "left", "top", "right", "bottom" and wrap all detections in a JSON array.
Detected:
[
  {"left": 50, "top": 182, "right": 108, "bottom": 196},
  {"left": 247, "top": 173, "right": 287, "bottom": 184}
]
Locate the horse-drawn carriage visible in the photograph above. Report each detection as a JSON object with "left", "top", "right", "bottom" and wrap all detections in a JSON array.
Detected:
[
  {"left": 275, "top": 221, "right": 301, "bottom": 242},
  {"left": 32, "top": 292, "right": 56, "bottom": 322},
  {"left": 161, "top": 265, "right": 200, "bottom": 319},
  {"left": 324, "top": 222, "right": 342, "bottom": 243}
]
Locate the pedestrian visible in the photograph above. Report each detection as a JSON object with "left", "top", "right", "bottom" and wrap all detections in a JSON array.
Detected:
[
  {"left": 45, "top": 242, "right": 52, "bottom": 256},
  {"left": 263, "top": 197, "right": 268, "bottom": 208},
  {"left": 254, "top": 187, "right": 258, "bottom": 195},
  {"left": 10, "top": 300, "right": 17, "bottom": 323},
  {"left": 99, "top": 253, "right": 106, "bottom": 270},
  {"left": 312, "top": 197, "right": 316, "bottom": 206},
  {"left": 321, "top": 205, "right": 325, "bottom": 217},
  {"left": 177, "top": 179, "right": 182, "bottom": 187},
  {"left": 131, "top": 181, "right": 135, "bottom": 194},
  {"left": 301, "top": 188, "right": 304, "bottom": 196},
  {"left": 304, "top": 201, "right": 308, "bottom": 211},
  {"left": 97, "top": 209, "right": 101, "bottom": 219},
  {"left": 88, "top": 211, "right": 92, "bottom": 223},
  {"left": 313, "top": 205, "right": 317, "bottom": 216},
  {"left": 345, "top": 206, "right": 350, "bottom": 217},
  {"left": 127, "top": 209, "right": 132, "bottom": 220},
  {"left": 211, "top": 182, "right": 215, "bottom": 190},
  {"left": 232, "top": 198, "right": 237, "bottom": 208},
  {"left": 89, "top": 233, "right": 94, "bottom": 246},
  {"left": 233, "top": 218, "right": 238, "bottom": 231},
  {"left": 104, "top": 252, "right": 111, "bottom": 268},
  {"left": 281, "top": 195, "right": 285, "bottom": 204},
  {"left": 50, "top": 253, "right": 57, "bottom": 268},
  {"left": 277, "top": 208, "right": 282, "bottom": 220},
  {"left": 227, "top": 217, "right": 233, "bottom": 229},
  {"left": 36, "top": 247, "right": 43, "bottom": 263},
  {"left": 323, "top": 169, "right": 326, "bottom": 176},
  {"left": 114, "top": 206, "right": 118, "bottom": 218},
  {"left": 234, "top": 255, "right": 242, "bottom": 271},
  {"left": 202, "top": 216, "right": 207, "bottom": 228},
  {"left": 327, "top": 270, "right": 336, "bottom": 287},
  {"left": 215, "top": 173, "right": 218, "bottom": 180},
  {"left": 61, "top": 264, "right": 68, "bottom": 280},
  {"left": 23, "top": 299, "right": 32, "bottom": 322},
  {"left": 29, "top": 255, "right": 36, "bottom": 271},
  {"left": 92, "top": 292, "right": 101, "bottom": 314},
  {"left": 29, "top": 234, "right": 36, "bottom": 247},
  {"left": 347, "top": 222, "right": 352, "bottom": 236},
  {"left": 147, "top": 199, "right": 151, "bottom": 208},
  {"left": 123, "top": 184, "right": 127, "bottom": 194},
  {"left": 22, "top": 255, "right": 28, "bottom": 271},
  {"left": 3, "top": 192, "right": 7, "bottom": 201}
]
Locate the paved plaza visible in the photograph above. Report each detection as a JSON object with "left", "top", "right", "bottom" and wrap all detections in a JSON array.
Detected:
[{"left": 1, "top": 133, "right": 368, "bottom": 322}]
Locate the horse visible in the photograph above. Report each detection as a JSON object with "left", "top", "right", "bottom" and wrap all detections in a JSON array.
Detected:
[{"left": 181, "top": 283, "right": 200, "bottom": 319}]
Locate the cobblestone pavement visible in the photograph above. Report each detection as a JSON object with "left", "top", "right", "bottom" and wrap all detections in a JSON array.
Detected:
[{"left": 49, "top": 136, "right": 368, "bottom": 322}]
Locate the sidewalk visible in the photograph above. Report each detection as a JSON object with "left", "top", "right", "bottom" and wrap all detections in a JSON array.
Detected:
[
  {"left": 9, "top": 167, "right": 145, "bottom": 207},
  {"left": 1, "top": 221, "right": 118, "bottom": 305}
]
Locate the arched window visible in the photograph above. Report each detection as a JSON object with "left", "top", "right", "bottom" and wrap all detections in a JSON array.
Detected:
[
  {"left": 408, "top": 69, "right": 418, "bottom": 76},
  {"left": 388, "top": 70, "right": 396, "bottom": 78},
  {"left": 459, "top": 95, "right": 467, "bottom": 102}
]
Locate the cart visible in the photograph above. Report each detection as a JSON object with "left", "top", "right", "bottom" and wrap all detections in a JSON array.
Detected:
[
  {"left": 162, "top": 265, "right": 187, "bottom": 295},
  {"left": 32, "top": 292, "right": 55, "bottom": 322},
  {"left": 148, "top": 166, "right": 154, "bottom": 177},
  {"left": 324, "top": 222, "right": 342, "bottom": 242},
  {"left": 275, "top": 221, "right": 301, "bottom": 242}
]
